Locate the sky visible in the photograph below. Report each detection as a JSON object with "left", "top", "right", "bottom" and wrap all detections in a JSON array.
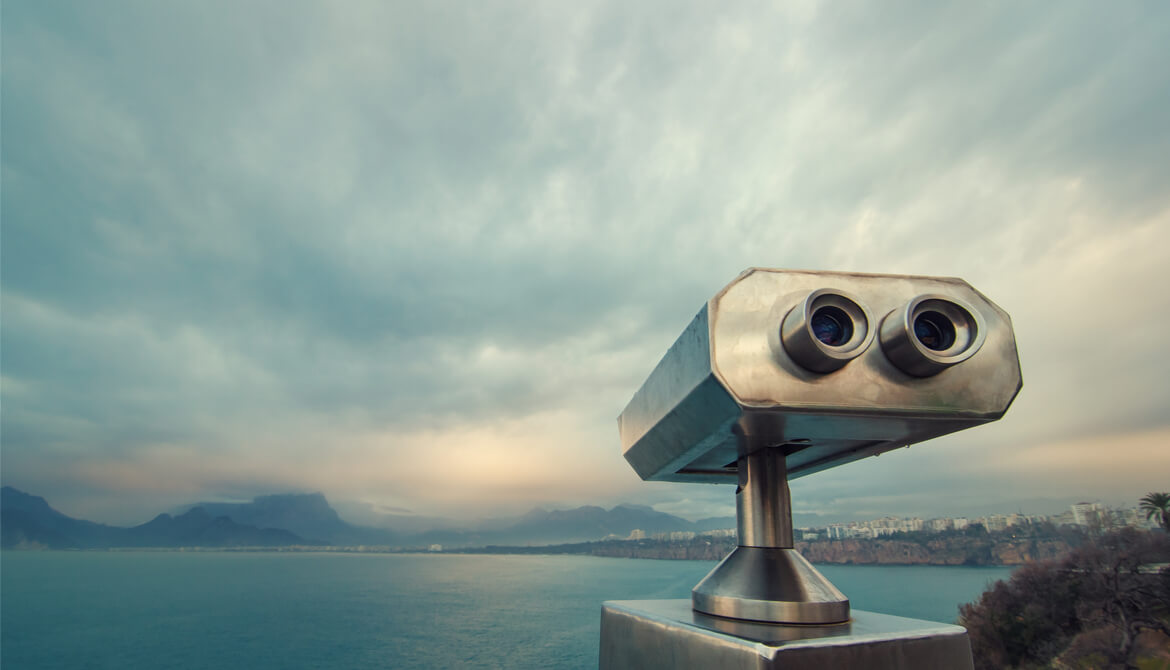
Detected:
[{"left": 3, "top": 1, "right": 1169, "bottom": 527}]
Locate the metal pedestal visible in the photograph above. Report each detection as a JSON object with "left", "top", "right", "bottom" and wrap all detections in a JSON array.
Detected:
[
  {"left": 693, "top": 448, "right": 849, "bottom": 624},
  {"left": 600, "top": 600, "right": 975, "bottom": 670}
]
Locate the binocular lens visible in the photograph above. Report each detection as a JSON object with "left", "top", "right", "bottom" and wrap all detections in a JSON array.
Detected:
[
  {"left": 880, "top": 296, "right": 985, "bottom": 376},
  {"left": 913, "top": 312, "right": 956, "bottom": 351},
  {"left": 811, "top": 307, "right": 853, "bottom": 347},
  {"left": 780, "top": 290, "right": 874, "bottom": 373}
]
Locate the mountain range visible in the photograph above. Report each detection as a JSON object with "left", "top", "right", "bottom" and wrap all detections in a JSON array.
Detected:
[
  {"left": 0, "top": 487, "right": 320, "bottom": 549},
  {"left": 178, "top": 493, "right": 395, "bottom": 545},
  {"left": 0, "top": 486, "right": 735, "bottom": 550}
]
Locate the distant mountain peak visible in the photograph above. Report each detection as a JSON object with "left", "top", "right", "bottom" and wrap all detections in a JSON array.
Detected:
[
  {"left": 248, "top": 492, "right": 339, "bottom": 519},
  {"left": 2, "top": 486, "right": 47, "bottom": 504},
  {"left": 613, "top": 503, "right": 655, "bottom": 513},
  {"left": 178, "top": 491, "right": 389, "bottom": 545},
  {"left": 2, "top": 486, "right": 69, "bottom": 518}
]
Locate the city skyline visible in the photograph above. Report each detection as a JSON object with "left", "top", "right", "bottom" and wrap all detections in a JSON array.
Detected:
[{"left": 3, "top": 2, "right": 1169, "bottom": 526}]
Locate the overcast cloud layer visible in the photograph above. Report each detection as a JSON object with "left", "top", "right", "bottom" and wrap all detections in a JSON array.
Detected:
[{"left": 3, "top": 1, "right": 1169, "bottom": 525}]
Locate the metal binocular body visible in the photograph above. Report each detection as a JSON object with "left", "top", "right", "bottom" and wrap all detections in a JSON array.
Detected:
[{"left": 617, "top": 268, "right": 1022, "bottom": 625}]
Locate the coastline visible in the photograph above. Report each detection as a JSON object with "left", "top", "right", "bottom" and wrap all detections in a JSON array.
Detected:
[
  {"left": 2, "top": 526, "right": 1085, "bottom": 567},
  {"left": 445, "top": 529, "right": 1079, "bottom": 567}
]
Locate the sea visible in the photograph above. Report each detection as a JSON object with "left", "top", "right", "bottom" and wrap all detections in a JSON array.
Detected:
[{"left": 0, "top": 552, "right": 1012, "bottom": 669}]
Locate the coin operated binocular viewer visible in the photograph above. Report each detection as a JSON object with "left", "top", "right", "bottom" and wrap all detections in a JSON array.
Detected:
[{"left": 601, "top": 269, "right": 1021, "bottom": 670}]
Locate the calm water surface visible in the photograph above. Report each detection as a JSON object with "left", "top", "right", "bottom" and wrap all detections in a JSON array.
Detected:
[{"left": 1, "top": 552, "right": 1011, "bottom": 669}]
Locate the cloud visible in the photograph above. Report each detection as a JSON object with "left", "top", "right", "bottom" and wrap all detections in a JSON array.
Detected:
[{"left": 2, "top": 0, "right": 1168, "bottom": 524}]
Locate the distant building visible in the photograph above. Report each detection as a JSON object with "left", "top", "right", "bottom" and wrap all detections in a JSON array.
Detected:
[
  {"left": 628, "top": 529, "right": 646, "bottom": 540},
  {"left": 928, "top": 518, "right": 953, "bottom": 532},
  {"left": 428, "top": 544, "right": 442, "bottom": 552},
  {"left": 827, "top": 525, "right": 853, "bottom": 540},
  {"left": 749, "top": 503, "right": 1150, "bottom": 542},
  {"left": 1120, "top": 508, "right": 1148, "bottom": 529},
  {"left": 668, "top": 531, "right": 696, "bottom": 541},
  {"left": 985, "top": 514, "right": 1009, "bottom": 532},
  {"left": 1071, "top": 502, "right": 1103, "bottom": 527}
]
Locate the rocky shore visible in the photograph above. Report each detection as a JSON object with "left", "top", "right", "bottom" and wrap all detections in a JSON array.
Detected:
[
  {"left": 796, "top": 536, "right": 1075, "bottom": 566},
  {"left": 457, "top": 526, "right": 1086, "bottom": 566}
]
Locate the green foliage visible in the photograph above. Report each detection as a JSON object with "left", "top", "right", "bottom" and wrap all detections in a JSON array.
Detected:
[
  {"left": 960, "top": 528, "right": 1170, "bottom": 670},
  {"left": 961, "top": 560, "right": 1082, "bottom": 668},
  {"left": 965, "top": 523, "right": 989, "bottom": 536},
  {"left": 1140, "top": 492, "right": 1170, "bottom": 532}
]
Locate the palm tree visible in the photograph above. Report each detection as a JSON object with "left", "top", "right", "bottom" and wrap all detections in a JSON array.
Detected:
[{"left": 1139, "top": 492, "right": 1170, "bottom": 532}]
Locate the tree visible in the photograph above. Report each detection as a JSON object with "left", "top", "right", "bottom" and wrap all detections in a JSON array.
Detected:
[
  {"left": 961, "top": 527, "right": 1170, "bottom": 669},
  {"left": 1139, "top": 492, "right": 1170, "bottom": 532},
  {"left": 960, "top": 560, "right": 1082, "bottom": 669},
  {"left": 1064, "top": 528, "right": 1170, "bottom": 668}
]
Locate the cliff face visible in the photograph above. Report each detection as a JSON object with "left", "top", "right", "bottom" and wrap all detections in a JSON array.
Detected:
[
  {"left": 798, "top": 539, "right": 936, "bottom": 564},
  {"left": 791, "top": 537, "right": 1076, "bottom": 566},
  {"left": 988, "top": 539, "right": 1072, "bottom": 564}
]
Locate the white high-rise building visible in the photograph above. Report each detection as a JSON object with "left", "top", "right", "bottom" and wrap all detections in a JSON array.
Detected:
[{"left": 1071, "top": 502, "right": 1102, "bottom": 526}]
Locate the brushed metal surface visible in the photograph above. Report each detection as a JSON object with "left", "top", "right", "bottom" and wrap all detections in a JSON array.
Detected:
[
  {"left": 691, "top": 547, "right": 850, "bottom": 624},
  {"left": 600, "top": 600, "right": 976, "bottom": 670},
  {"left": 617, "top": 268, "right": 1022, "bottom": 483},
  {"left": 696, "top": 448, "right": 851, "bottom": 624},
  {"left": 616, "top": 305, "right": 743, "bottom": 482},
  {"left": 736, "top": 449, "right": 793, "bottom": 549}
]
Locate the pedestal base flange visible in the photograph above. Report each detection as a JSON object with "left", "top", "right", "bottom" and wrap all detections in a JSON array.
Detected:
[
  {"left": 600, "top": 599, "right": 975, "bottom": 670},
  {"left": 692, "top": 546, "right": 849, "bottom": 624}
]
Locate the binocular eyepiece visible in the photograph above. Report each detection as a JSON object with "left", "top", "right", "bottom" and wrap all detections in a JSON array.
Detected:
[{"left": 781, "top": 289, "right": 986, "bottom": 377}]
